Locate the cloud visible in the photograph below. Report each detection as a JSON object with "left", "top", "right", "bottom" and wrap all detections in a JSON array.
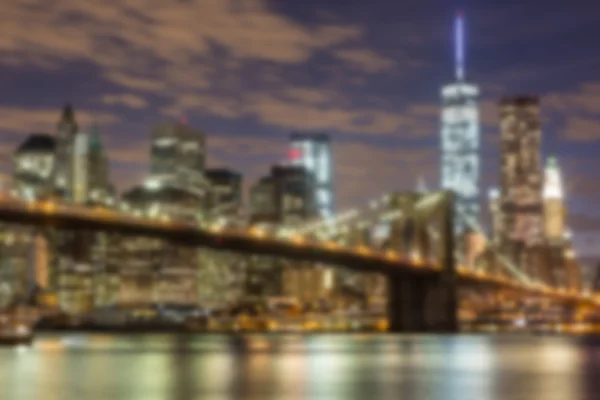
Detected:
[
  {"left": 545, "top": 84, "right": 600, "bottom": 116},
  {"left": 103, "top": 72, "right": 168, "bottom": 93},
  {"left": 101, "top": 94, "right": 148, "bottom": 109},
  {"left": 568, "top": 213, "right": 600, "bottom": 232},
  {"left": 283, "top": 86, "right": 340, "bottom": 105},
  {"left": 562, "top": 117, "right": 600, "bottom": 142},
  {"left": 333, "top": 142, "right": 436, "bottom": 208},
  {"left": 0, "top": 0, "right": 384, "bottom": 98},
  {"left": 333, "top": 48, "right": 396, "bottom": 73},
  {"left": 544, "top": 82, "right": 600, "bottom": 141},
  {"left": 243, "top": 93, "right": 436, "bottom": 136},
  {"left": 0, "top": 107, "right": 119, "bottom": 135},
  {"left": 161, "top": 94, "right": 242, "bottom": 119}
]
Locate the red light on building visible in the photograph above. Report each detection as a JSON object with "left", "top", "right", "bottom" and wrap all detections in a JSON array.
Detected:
[{"left": 289, "top": 148, "right": 302, "bottom": 160}]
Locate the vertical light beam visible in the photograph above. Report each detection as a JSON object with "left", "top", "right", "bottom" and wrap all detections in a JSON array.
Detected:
[{"left": 455, "top": 10, "right": 465, "bottom": 81}]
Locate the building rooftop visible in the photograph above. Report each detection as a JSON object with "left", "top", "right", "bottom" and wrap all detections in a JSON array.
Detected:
[{"left": 16, "top": 133, "right": 56, "bottom": 154}]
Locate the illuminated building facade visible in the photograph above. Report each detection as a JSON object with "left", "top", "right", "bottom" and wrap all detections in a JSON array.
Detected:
[
  {"left": 118, "top": 185, "right": 203, "bottom": 306},
  {"left": 54, "top": 104, "right": 78, "bottom": 198},
  {"left": 73, "top": 132, "right": 89, "bottom": 204},
  {"left": 250, "top": 165, "right": 317, "bottom": 226},
  {"left": 543, "top": 157, "right": 566, "bottom": 243},
  {"left": 150, "top": 122, "right": 207, "bottom": 198},
  {"left": 87, "top": 124, "right": 113, "bottom": 205},
  {"left": 29, "top": 233, "right": 49, "bottom": 290},
  {"left": 499, "top": 96, "right": 543, "bottom": 264},
  {"left": 205, "top": 168, "right": 243, "bottom": 221},
  {"left": 13, "top": 133, "right": 56, "bottom": 200},
  {"left": 289, "top": 133, "right": 334, "bottom": 219},
  {"left": 488, "top": 188, "right": 502, "bottom": 246},
  {"left": 198, "top": 169, "right": 246, "bottom": 305},
  {"left": 248, "top": 165, "right": 318, "bottom": 299},
  {"left": 440, "top": 12, "right": 480, "bottom": 232}
]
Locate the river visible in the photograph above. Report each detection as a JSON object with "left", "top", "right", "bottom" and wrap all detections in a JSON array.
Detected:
[{"left": 1, "top": 333, "right": 600, "bottom": 399}]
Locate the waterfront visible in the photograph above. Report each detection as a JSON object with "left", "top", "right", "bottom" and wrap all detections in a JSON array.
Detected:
[{"left": 2, "top": 334, "right": 600, "bottom": 399}]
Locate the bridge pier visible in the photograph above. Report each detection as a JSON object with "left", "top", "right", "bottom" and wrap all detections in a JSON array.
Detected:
[
  {"left": 386, "top": 191, "right": 457, "bottom": 333},
  {"left": 387, "top": 274, "right": 458, "bottom": 333}
]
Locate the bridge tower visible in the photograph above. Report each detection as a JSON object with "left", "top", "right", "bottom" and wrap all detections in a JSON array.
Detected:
[{"left": 386, "top": 191, "right": 458, "bottom": 333}]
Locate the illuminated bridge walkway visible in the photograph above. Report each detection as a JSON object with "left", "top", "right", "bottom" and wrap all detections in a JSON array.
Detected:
[{"left": 0, "top": 191, "right": 595, "bottom": 332}]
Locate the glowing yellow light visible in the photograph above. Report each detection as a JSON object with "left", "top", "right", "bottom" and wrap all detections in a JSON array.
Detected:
[
  {"left": 356, "top": 246, "right": 371, "bottom": 255},
  {"left": 208, "top": 224, "right": 223, "bottom": 233},
  {"left": 324, "top": 241, "right": 338, "bottom": 250},
  {"left": 385, "top": 250, "right": 399, "bottom": 260},
  {"left": 290, "top": 235, "right": 306, "bottom": 245},
  {"left": 410, "top": 252, "right": 423, "bottom": 266},
  {"left": 249, "top": 227, "right": 266, "bottom": 238},
  {"left": 43, "top": 201, "right": 55, "bottom": 213}
]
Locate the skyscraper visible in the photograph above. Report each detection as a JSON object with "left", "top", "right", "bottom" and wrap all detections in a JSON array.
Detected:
[
  {"left": 499, "top": 96, "right": 543, "bottom": 263},
  {"left": 150, "top": 122, "right": 207, "bottom": 197},
  {"left": 289, "top": 133, "right": 334, "bottom": 219},
  {"left": 440, "top": 11, "right": 480, "bottom": 232},
  {"left": 249, "top": 165, "right": 317, "bottom": 225},
  {"left": 543, "top": 157, "right": 565, "bottom": 243},
  {"left": 87, "top": 123, "right": 113, "bottom": 204},
  {"left": 72, "top": 131, "right": 89, "bottom": 204},
  {"left": 13, "top": 133, "right": 56, "bottom": 200},
  {"left": 488, "top": 188, "right": 502, "bottom": 246},
  {"left": 205, "top": 168, "right": 243, "bottom": 221},
  {"left": 54, "top": 104, "right": 78, "bottom": 198}
]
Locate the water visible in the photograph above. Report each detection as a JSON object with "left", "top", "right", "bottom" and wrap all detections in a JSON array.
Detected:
[{"left": 2, "top": 333, "right": 600, "bottom": 399}]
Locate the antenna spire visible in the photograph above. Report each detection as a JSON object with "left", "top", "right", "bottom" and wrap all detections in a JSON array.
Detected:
[{"left": 454, "top": 10, "right": 465, "bottom": 81}]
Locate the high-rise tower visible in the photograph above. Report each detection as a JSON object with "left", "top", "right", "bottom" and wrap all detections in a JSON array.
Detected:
[
  {"left": 440, "top": 11, "right": 480, "bottom": 232},
  {"left": 289, "top": 133, "right": 334, "bottom": 219},
  {"left": 54, "top": 104, "right": 78, "bottom": 198},
  {"left": 499, "top": 96, "right": 543, "bottom": 264},
  {"left": 149, "top": 122, "right": 206, "bottom": 197},
  {"left": 543, "top": 157, "right": 565, "bottom": 244}
]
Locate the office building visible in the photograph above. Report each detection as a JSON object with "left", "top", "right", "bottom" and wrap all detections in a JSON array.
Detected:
[
  {"left": 29, "top": 233, "right": 49, "bottom": 290},
  {"left": 499, "top": 95, "right": 543, "bottom": 264},
  {"left": 440, "top": 12, "right": 480, "bottom": 232},
  {"left": 117, "top": 184, "right": 203, "bottom": 306},
  {"left": 205, "top": 168, "right": 242, "bottom": 222},
  {"left": 289, "top": 133, "right": 334, "bottom": 219},
  {"left": 12, "top": 133, "right": 56, "bottom": 200},
  {"left": 203, "top": 168, "right": 246, "bottom": 303},
  {"left": 543, "top": 157, "right": 566, "bottom": 244},
  {"left": 72, "top": 131, "right": 89, "bottom": 204},
  {"left": 250, "top": 165, "right": 317, "bottom": 226},
  {"left": 150, "top": 122, "right": 207, "bottom": 197},
  {"left": 54, "top": 104, "right": 78, "bottom": 198},
  {"left": 488, "top": 188, "right": 502, "bottom": 246},
  {"left": 87, "top": 124, "right": 113, "bottom": 205},
  {"left": 249, "top": 165, "right": 320, "bottom": 301}
]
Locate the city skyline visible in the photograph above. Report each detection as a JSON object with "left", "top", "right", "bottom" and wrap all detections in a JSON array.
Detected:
[{"left": 0, "top": 0, "right": 599, "bottom": 256}]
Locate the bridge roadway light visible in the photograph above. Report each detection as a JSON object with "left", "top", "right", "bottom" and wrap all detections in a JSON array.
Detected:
[
  {"left": 384, "top": 250, "right": 399, "bottom": 261},
  {"left": 42, "top": 201, "right": 56, "bottom": 213},
  {"left": 356, "top": 245, "right": 371, "bottom": 255},
  {"left": 249, "top": 226, "right": 266, "bottom": 238},
  {"left": 290, "top": 235, "right": 306, "bottom": 245},
  {"left": 323, "top": 241, "right": 338, "bottom": 250}
]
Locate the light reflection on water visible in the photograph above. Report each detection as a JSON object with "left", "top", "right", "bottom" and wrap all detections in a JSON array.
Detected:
[{"left": 1, "top": 334, "right": 599, "bottom": 400}]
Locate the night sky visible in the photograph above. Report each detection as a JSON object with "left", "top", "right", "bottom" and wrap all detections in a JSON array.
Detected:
[{"left": 0, "top": 0, "right": 599, "bottom": 257}]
